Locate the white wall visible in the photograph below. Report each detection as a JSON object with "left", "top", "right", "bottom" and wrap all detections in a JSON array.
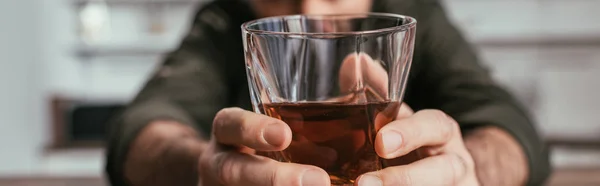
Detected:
[
  {"left": 0, "top": 0, "right": 198, "bottom": 177},
  {"left": 0, "top": 0, "right": 47, "bottom": 175},
  {"left": 0, "top": 0, "right": 109, "bottom": 177}
]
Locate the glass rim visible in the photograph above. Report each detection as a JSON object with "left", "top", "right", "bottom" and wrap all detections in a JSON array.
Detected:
[{"left": 241, "top": 13, "right": 417, "bottom": 36}]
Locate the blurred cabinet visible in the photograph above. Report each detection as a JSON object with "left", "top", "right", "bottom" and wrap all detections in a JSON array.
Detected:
[
  {"left": 443, "top": 0, "right": 600, "bottom": 145},
  {"left": 69, "top": 0, "right": 208, "bottom": 102},
  {"left": 443, "top": 0, "right": 600, "bottom": 44},
  {"left": 444, "top": 0, "right": 600, "bottom": 168},
  {"left": 49, "top": 0, "right": 208, "bottom": 147},
  {"left": 74, "top": 0, "right": 206, "bottom": 56}
]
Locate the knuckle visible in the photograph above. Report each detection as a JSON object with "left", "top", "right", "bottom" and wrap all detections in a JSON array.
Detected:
[
  {"left": 213, "top": 108, "right": 232, "bottom": 130},
  {"left": 448, "top": 119, "right": 460, "bottom": 135},
  {"left": 261, "top": 159, "right": 285, "bottom": 184},
  {"left": 198, "top": 156, "right": 213, "bottom": 178},
  {"left": 445, "top": 154, "right": 467, "bottom": 183},
  {"left": 388, "top": 168, "right": 413, "bottom": 185},
  {"left": 268, "top": 161, "right": 290, "bottom": 185},
  {"left": 269, "top": 165, "right": 279, "bottom": 186},
  {"left": 214, "top": 108, "right": 232, "bottom": 120},
  {"left": 214, "top": 108, "right": 245, "bottom": 135},
  {"left": 214, "top": 108, "right": 239, "bottom": 123},
  {"left": 420, "top": 146, "right": 442, "bottom": 156},
  {"left": 440, "top": 154, "right": 456, "bottom": 166},
  {"left": 217, "top": 153, "right": 238, "bottom": 184},
  {"left": 198, "top": 153, "right": 210, "bottom": 169},
  {"left": 425, "top": 109, "right": 448, "bottom": 125},
  {"left": 424, "top": 109, "right": 455, "bottom": 140},
  {"left": 198, "top": 143, "right": 217, "bottom": 169},
  {"left": 237, "top": 117, "right": 252, "bottom": 138}
]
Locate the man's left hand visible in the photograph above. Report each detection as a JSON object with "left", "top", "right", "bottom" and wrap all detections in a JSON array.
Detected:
[{"left": 356, "top": 107, "right": 480, "bottom": 186}]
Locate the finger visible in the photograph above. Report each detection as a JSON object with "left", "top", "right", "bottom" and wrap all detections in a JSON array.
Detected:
[
  {"left": 397, "top": 103, "right": 414, "bottom": 119},
  {"left": 204, "top": 152, "right": 330, "bottom": 186},
  {"left": 375, "top": 109, "right": 457, "bottom": 159},
  {"left": 356, "top": 153, "right": 468, "bottom": 186},
  {"left": 374, "top": 102, "right": 409, "bottom": 132},
  {"left": 338, "top": 52, "right": 389, "bottom": 99},
  {"left": 213, "top": 107, "right": 292, "bottom": 151}
]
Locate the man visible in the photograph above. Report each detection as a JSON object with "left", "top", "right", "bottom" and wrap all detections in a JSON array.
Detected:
[{"left": 106, "top": 0, "right": 551, "bottom": 185}]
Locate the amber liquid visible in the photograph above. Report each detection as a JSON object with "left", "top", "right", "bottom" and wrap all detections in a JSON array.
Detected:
[{"left": 261, "top": 101, "right": 401, "bottom": 185}]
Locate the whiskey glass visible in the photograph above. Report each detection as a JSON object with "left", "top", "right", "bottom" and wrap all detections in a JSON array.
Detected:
[{"left": 242, "top": 13, "right": 416, "bottom": 185}]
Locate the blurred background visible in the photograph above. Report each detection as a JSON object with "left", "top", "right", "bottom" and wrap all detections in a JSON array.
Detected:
[{"left": 0, "top": 0, "right": 598, "bottom": 185}]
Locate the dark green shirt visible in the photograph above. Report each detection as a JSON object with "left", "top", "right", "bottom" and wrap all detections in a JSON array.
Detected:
[{"left": 106, "top": 0, "right": 551, "bottom": 185}]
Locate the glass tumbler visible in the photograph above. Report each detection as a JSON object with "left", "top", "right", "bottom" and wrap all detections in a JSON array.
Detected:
[{"left": 242, "top": 13, "right": 416, "bottom": 185}]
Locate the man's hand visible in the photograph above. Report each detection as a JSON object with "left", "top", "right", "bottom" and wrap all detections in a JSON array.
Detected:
[
  {"left": 125, "top": 120, "right": 207, "bottom": 186},
  {"left": 198, "top": 107, "right": 331, "bottom": 186},
  {"left": 356, "top": 109, "right": 480, "bottom": 186}
]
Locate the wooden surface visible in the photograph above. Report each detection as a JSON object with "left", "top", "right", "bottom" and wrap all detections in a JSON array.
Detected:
[{"left": 0, "top": 169, "right": 598, "bottom": 186}]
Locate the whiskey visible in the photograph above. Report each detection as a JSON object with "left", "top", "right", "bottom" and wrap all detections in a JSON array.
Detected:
[{"left": 261, "top": 101, "right": 401, "bottom": 185}]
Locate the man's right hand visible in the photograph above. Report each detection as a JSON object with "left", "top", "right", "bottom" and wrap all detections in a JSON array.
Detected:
[{"left": 199, "top": 107, "right": 331, "bottom": 186}]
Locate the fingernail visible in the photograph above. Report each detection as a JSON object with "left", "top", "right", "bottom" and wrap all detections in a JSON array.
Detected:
[
  {"left": 301, "top": 169, "right": 325, "bottom": 186},
  {"left": 263, "top": 123, "right": 286, "bottom": 147},
  {"left": 358, "top": 174, "right": 382, "bottom": 186},
  {"left": 382, "top": 130, "right": 403, "bottom": 156}
]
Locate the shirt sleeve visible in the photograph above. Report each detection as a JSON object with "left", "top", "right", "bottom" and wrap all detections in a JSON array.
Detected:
[
  {"left": 104, "top": 6, "right": 230, "bottom": 186},
  {"left": 404, "top": 1, "right": 551, "bottom": 185}
]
